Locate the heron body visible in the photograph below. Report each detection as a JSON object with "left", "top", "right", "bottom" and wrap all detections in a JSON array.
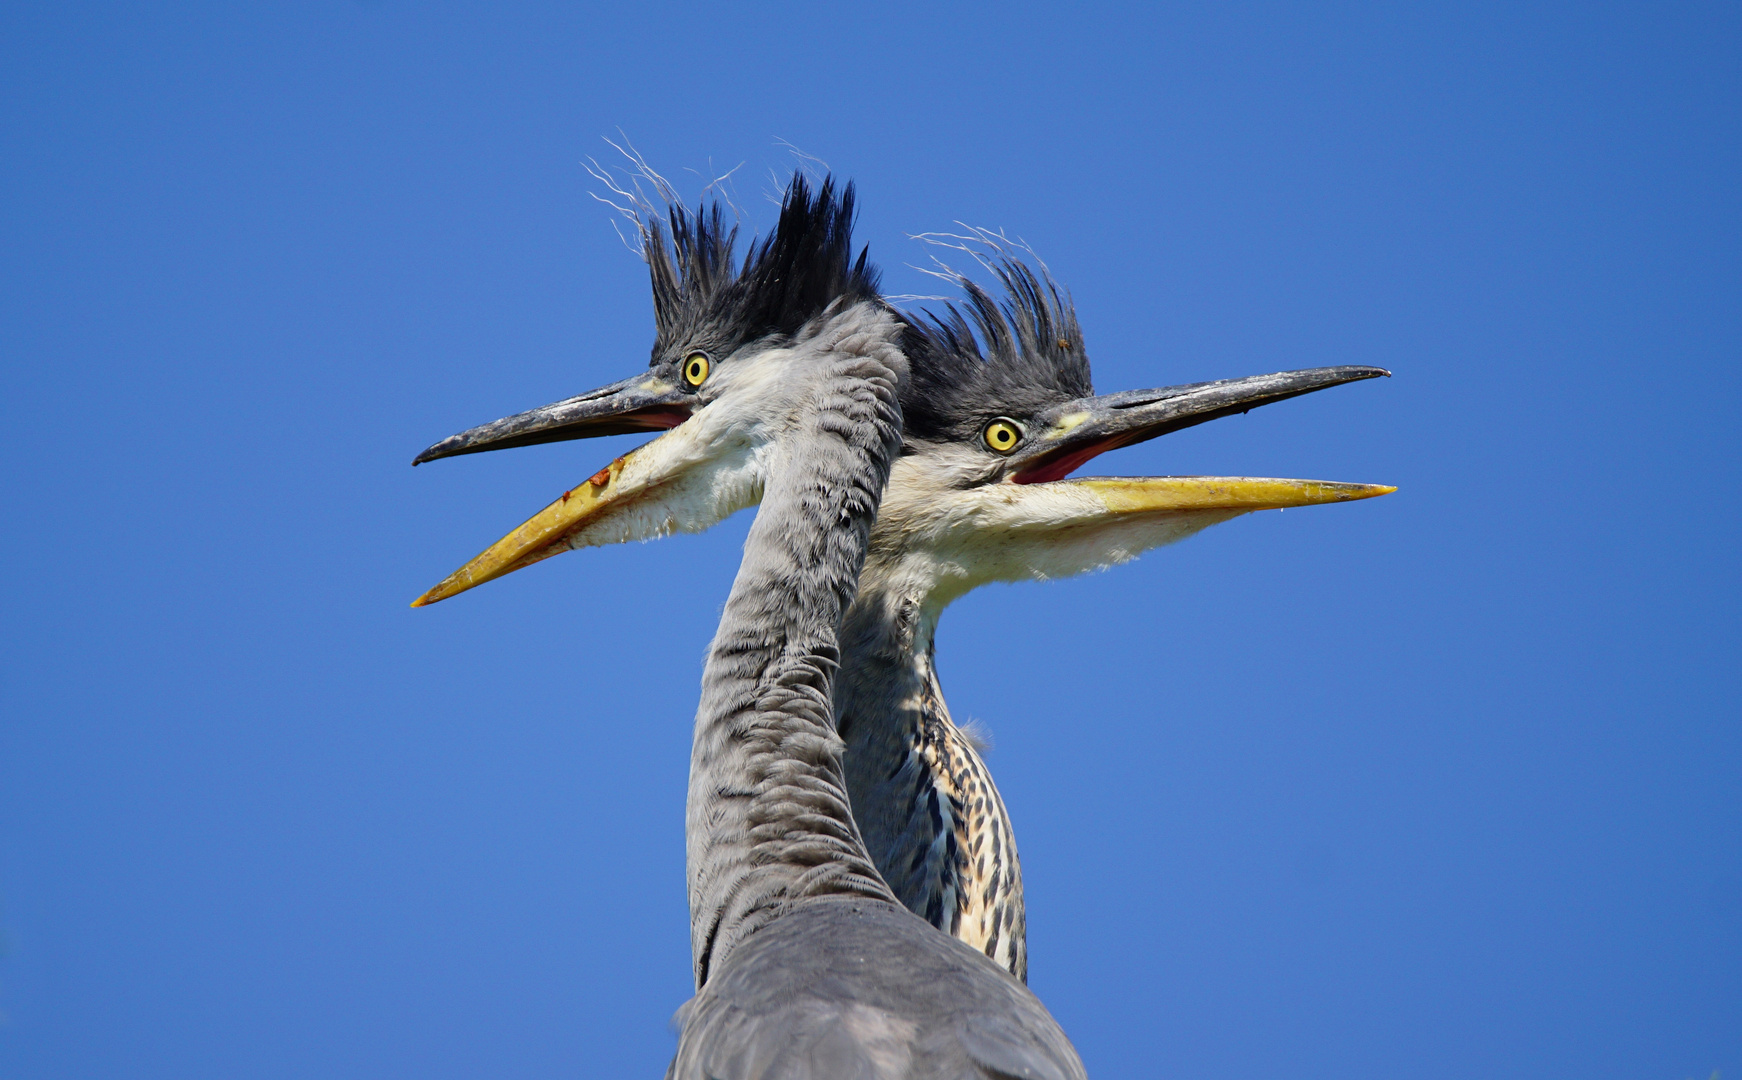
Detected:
[
  {"left": 835, "top": 262, "right": 1391, "bottom": 980},
  {"left": 666, "top": 296, "right": 1084, "bottom": 1077},
  {"left": 415, "top": 177, "right": 1088, "bottom": 1077},
  {"left": 670, "top": 899, "right": 1080, "bottom": 1079},
  {"left": 836, "top": 568, "right": 1028, "bottom": 978},
  {"left": 415, "top": 202, "right": 1392, "bottom": 993},
  {"left": 412, "top": 172, "right": 1393, "bottom": 1070}
]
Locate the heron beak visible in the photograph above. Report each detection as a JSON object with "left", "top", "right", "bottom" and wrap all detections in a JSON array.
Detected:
[
  {"left": 412, "top": 447, "right": 652, "bottom": 606},
  {"left": 411, "top": 377, "right": 732, "bottom": 607},
  {"left": 411, "top": 374, "right": 693, "bottom": 465},
  {"left": 981, "top": 364, "right": 1394, "bottom": 535},
  {"left": 1005, "top": 365, "right": 1390, "bottom": 485},
  {"left": 1067, "top": 475, "right": 1394, "bottom": 514}
]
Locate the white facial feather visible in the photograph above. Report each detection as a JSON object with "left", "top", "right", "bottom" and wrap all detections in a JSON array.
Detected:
[
  {"left": 560, "top": 340, "right": 829, "bottom": 551},
  {"left": 864, "top": 453, "right": 1249, "bottom": 623}
]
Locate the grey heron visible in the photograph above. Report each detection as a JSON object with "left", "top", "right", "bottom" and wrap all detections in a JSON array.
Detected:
[
  {"left": 415, "top": 176, "right": 1089, "bottom": 1076},
  {"left": 416, "top": 245, "right": 1392, "bottom": 988},
  {"left": 834, "top": 256, "right": 1389, "bottom": 981}
]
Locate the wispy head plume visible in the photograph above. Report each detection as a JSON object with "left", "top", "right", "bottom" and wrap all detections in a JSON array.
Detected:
[{"left": 900, "top": 228, "right": 1092, "bottom": 444}]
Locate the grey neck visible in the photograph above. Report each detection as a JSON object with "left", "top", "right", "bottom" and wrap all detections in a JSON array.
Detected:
[
  {"left": 836, "top": 575, "right": 936, "bottom": 778},
  {"left": 684, "top": 314, "right": 905, "bottom": 989},
  {"left": 835, "top": 571, "right": 1029, "bottom": 979},
  {"left": 835, "top": 575, "right": 941, "bottom": 877}
]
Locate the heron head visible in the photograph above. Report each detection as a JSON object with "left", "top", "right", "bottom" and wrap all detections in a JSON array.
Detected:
[
  {"left": 860, "top": 258, "right": 1394, "bottom": 613},
  {"left": 410, "top": 173, "right": 890, "bottom": 606}
]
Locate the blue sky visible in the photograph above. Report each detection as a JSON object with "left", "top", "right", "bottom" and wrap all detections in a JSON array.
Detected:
[{"left": 1, "top": 3, "right": 1736, "bottom": 1077}]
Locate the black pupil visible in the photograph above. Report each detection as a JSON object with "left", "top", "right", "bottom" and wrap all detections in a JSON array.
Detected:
[{"left": 688, "top": 360, "right": 702, "bottom": 379}]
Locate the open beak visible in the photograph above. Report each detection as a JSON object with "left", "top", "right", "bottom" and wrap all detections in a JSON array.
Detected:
[
  {"left": 411, "top": 373, "right": 711, "bottom": 607},
  {"left": 412, "top": 446, "right": 656, "bottom": 606},
  {"left": 1004, "top": 364, "right": 1394, "bottom": 515},
  {"left": 412, "top": 365, "right": 1394, "bottom": 607},
  {"left": 1005, "top": 365, "right": 1389, "bottom": 484},
  {"left": 1067, "top": 475, "right": 1391, "bottom": 515},
  {"left": 411, "top": 374, "right": 694, "bottom": 465}
]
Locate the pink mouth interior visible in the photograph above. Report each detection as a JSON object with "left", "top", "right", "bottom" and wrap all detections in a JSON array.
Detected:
[
  {"left": 1010, "top": 435, "right": 1125, "bottom": 485},
  {"left": 632, "top": 407, "right": 693, "bottom": 431}
]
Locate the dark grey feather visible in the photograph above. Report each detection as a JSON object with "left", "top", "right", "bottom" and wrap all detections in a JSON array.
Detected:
[
  {"left": 667, "top": 899, "right": 1084, "bottom": 1080},
  {"left": 669, "top": 186, "right": 1084, "bottom": 1074},
  {"left": 645, "top": 174, "right": 883, "bottom": 373},
  {"left": 900, "top": 260, "right": 1092, "bottom": 446}
]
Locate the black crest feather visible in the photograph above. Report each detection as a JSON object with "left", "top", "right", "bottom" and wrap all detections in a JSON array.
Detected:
[
  {"left": 643, "top": 174, "right": 882, "bottom": 368},
  {"left": 902, "top": 260, "right": 1092, "bottom": 443}
]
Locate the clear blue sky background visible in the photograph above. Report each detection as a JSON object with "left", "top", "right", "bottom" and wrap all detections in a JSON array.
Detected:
[{"left": 2, "top": 3, "right": 1737, "bottom": 1077}]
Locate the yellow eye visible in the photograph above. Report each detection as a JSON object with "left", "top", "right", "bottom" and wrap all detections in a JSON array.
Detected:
[
  {"left": 682, "top": 352, "right": 711, "bottom": 387},
  {"left": 983, "top": 419, "right": 1022, "bottom": 454}
]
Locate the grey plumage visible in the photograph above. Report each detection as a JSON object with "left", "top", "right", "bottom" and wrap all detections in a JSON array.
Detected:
[
  {"left": 835, "top": 256, "right": 1391, "bottom": 981},
  {"left": 412, "top": 174, "right": 1389, "bottom": 1075},
  {"left": 664, "top": 188, "right": 1086, "bottom": 1077},
  {"left": 414, "top": 178, "right": 1088, "bottom": 1076},
  {"left": 681, "top": 301, "right": 907, "bottom": 986},
  {"left": 645, "top": 182, "right": 882, "bottom": 372},
  {"left": 836, "top": 587, "right": 1030, "bottom": 980},
  {"left": 835, "top": 260, "right": 1092, "bottom": 981},
  {"left": 670, "top": 899, "right": 1081, "bottom": 1080},
  {"left": 900, "top": 260, "right": 1091, "bottom": 447}
]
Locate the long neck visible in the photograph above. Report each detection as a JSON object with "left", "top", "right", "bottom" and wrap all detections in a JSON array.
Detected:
[
  {"left": 685, "top": 346, "right": 904, "bottom": 989},
  {"left": 835, "top": 568, "right": 1028, "bottom": 981}
]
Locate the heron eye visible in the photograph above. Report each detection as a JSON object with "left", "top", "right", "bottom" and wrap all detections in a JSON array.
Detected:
[
  {"left": 982, "top": 419, "right": 1022, "bottom": 455},
  {"left": 682, "top": 352, "right": 711, "bottom": 388}
]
